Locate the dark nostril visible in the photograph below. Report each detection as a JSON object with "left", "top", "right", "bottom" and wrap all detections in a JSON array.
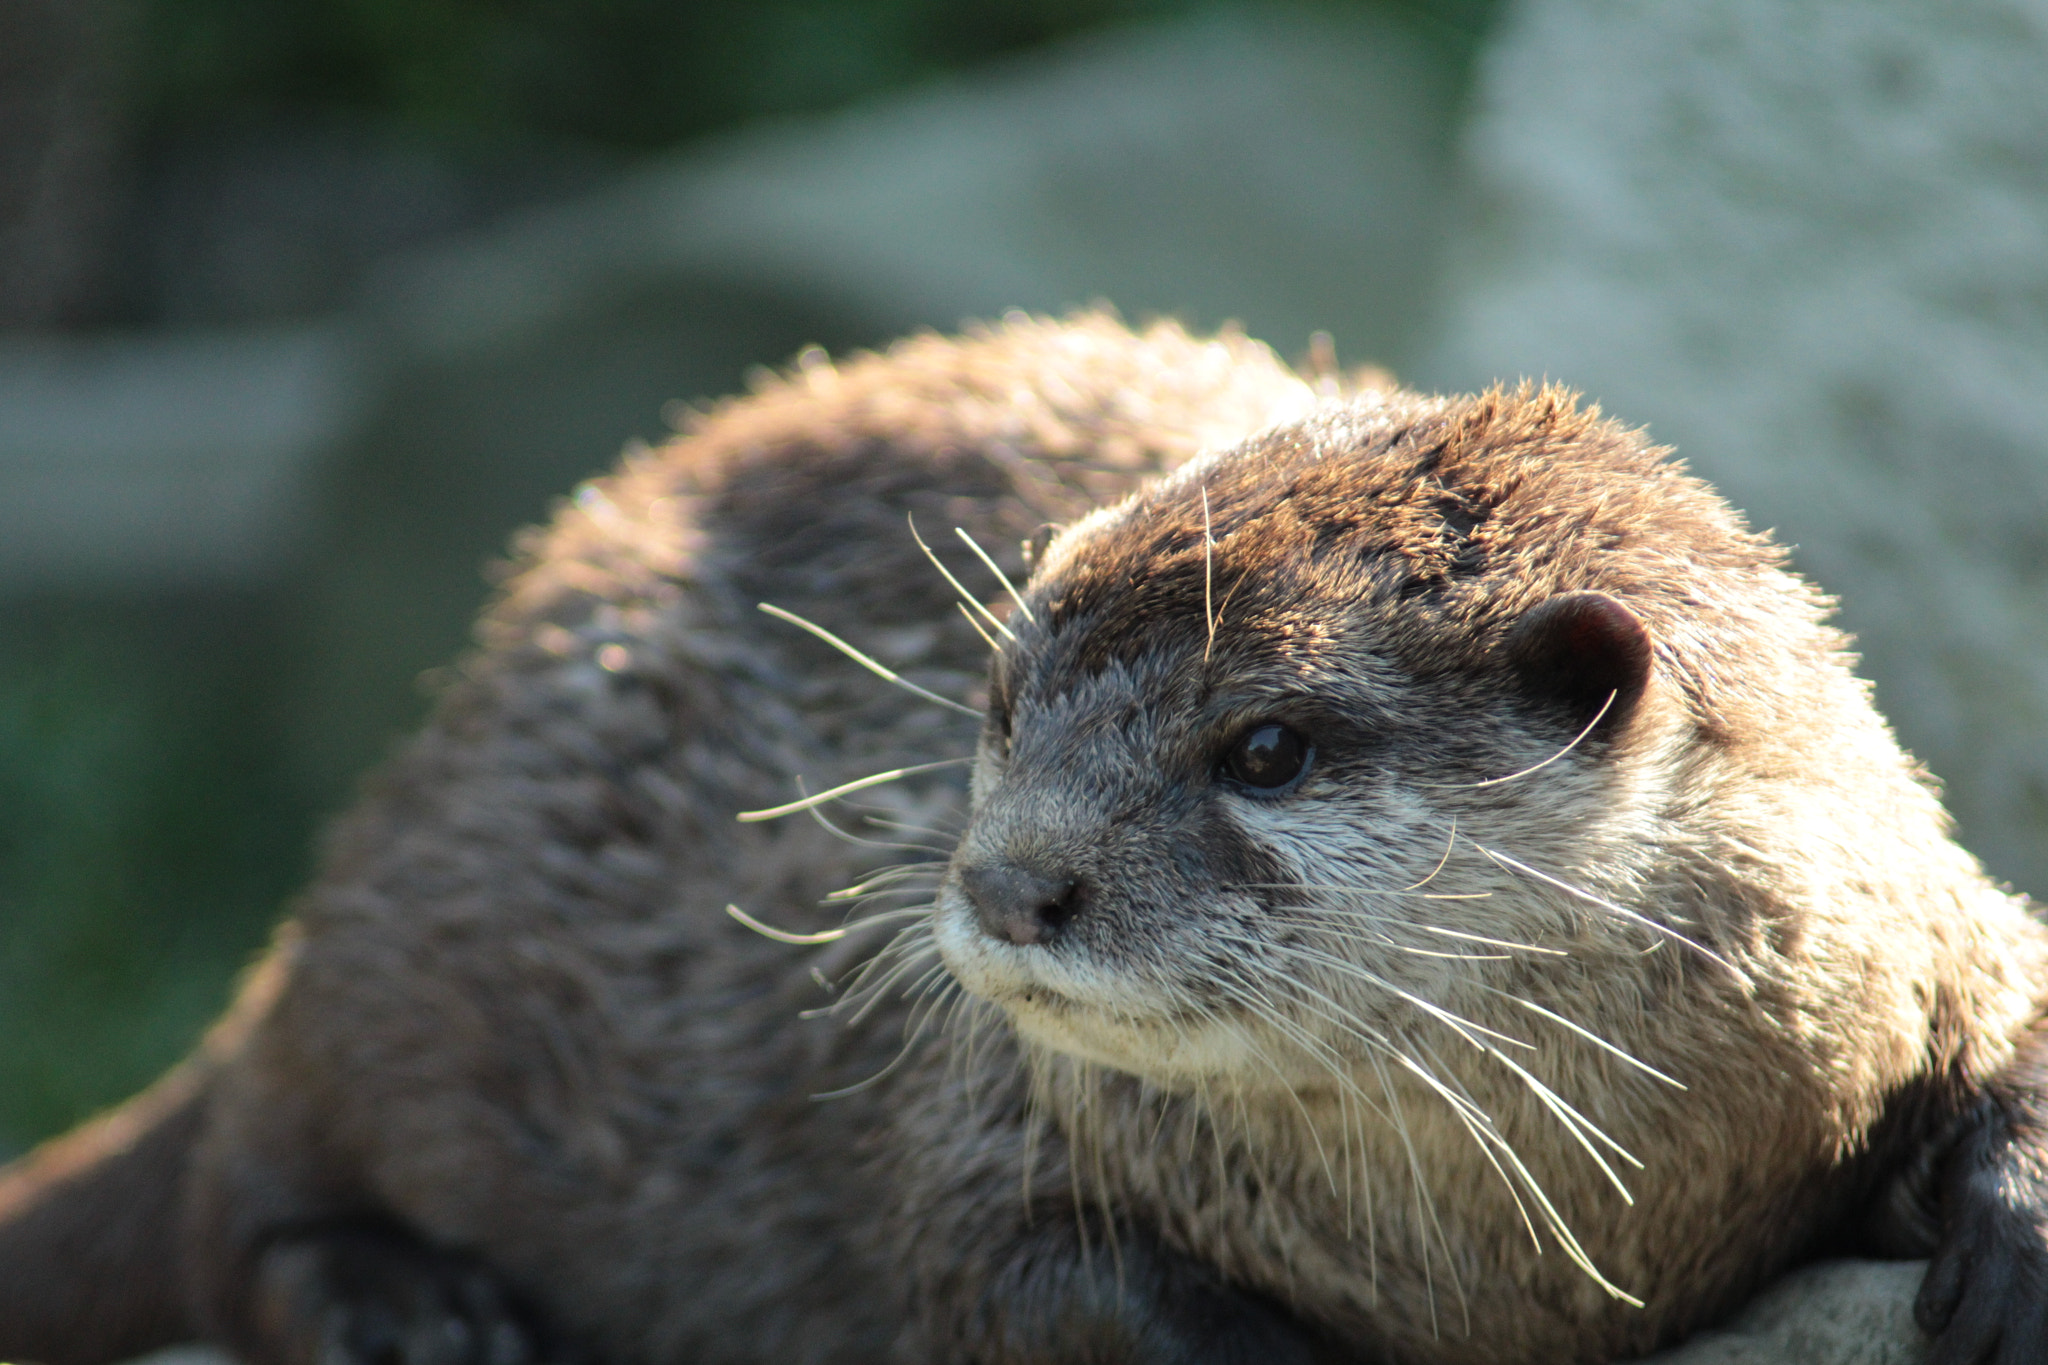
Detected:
[{"left": 959, "top": 862, "right": 1081, "bottom": 946}]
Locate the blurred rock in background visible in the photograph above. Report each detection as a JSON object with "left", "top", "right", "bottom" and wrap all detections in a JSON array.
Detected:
[
  {"left": 374, "top": 6, "right": 1458, "bottom": 370},
  {"left": 0, "top": 326, "right": 362, "bottom": 584},
  {"left": 1637, "top": 1260, "right": 1930, "bottom": 1365}
]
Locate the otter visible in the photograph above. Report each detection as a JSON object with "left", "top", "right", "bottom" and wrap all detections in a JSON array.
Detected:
[{"left": 1, "top": 313, "right": 2046, "bottom": 1365}]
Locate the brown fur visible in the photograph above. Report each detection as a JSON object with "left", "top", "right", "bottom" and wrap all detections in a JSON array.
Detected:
[
  {"left": 0, "top": 1067, "right": 204, "bottom": 1363},
  {"left": 0, "top": 314, "right": 2043, "bottom": 1365},
  {"left": 933, "top": 385, "right": 2048, "bottom": 1361}
]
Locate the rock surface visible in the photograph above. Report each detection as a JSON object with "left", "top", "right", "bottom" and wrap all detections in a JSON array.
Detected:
[
  {"left": 1634, "top": 1261, "right": 1929, "bottom": 1365},
  {"left": 108, "top": 1260, "right": 1931, "bottom": 1365},
  {"left": 0, "top": 325, "right": 363, "bottom": 585},
  {"left": 374, "top": 5, "right": 1457, "bottom": 371}
]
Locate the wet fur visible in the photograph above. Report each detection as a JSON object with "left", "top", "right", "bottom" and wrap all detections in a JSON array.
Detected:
[{"left": 1, "top": 315, "right": 2046, "bottom": 1365}]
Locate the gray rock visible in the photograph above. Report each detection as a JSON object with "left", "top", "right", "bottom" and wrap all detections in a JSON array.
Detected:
[
  {"left": 372, "top": 6, "right": 1459, "bottom": 374},
  {"left": 0, "top": 324, "right": 366, "bottom": 585},
  {"left": 1634, "top": 1261, "right": 1929, "bottom": 1365},
  {"left": 107, "top": 1261, "right": 1927, "bottom": 1365}
]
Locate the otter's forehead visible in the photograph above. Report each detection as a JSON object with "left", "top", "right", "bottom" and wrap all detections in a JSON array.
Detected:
[{"left": 1013, "top": 384, "right": 1779, "bottom": 697}]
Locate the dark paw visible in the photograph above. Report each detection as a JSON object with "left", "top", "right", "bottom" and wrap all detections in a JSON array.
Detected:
[
  {"left": 966, "top": 1224, "right": 1331, "bottom": 1365},
  {"left": 1146, "top": 1287, "right": 1325, "bottom": 1365},
  {"left": 1916, "top": 1107, "right": 2048, "bottom": 1365},
  {"left": 250, "top": 1222, "right": 546, "bottom": 1365}
]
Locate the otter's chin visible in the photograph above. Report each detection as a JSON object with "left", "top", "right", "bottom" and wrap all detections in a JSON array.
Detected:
[
  {"left": 1002, "top": 999, "right": 1276, "bottom": 1086},
  {"left": 933, "top": 906, "right": 1246, "bottom": 1082}
]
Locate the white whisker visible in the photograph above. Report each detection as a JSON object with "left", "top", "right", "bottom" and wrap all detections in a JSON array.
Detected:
[
  {"left": 1262, "top": 911, "right": 1520, "bottom": 961},
  {"left": 1235, "top": 881, "right": 1495, "bottom": 902},
  {"left": 800, "top": 782, "right": 954, "bottom": 855},
  {"left": 1483, "top": 1050, "right": 1643, "bottom": 1183},
  {"left": 1418, "top": 693, "right": 1614, "bottom": 790},
  {"left": 1404, "top": 817, "right": 1458, "bottom": 890},
  {"left": 955, "top": 526, "right": 1037, "bottom": 626},
  {"left": 836, "top": 939, "right": 943, "bottom": 1027},
  {"left": 909, "top": 515, "right": 1016, "bottom": 643},
  {"left": 737, "top": 757, "right": 973, "bottom": 822},
  {"left": 846, "top": 808, "right": 967, "bottom": 839},
  {"left": 1267, "top": 938, "right": 1644, "bottom": 1191},
  {"left": 1204, "top": 945, "right": 1482, "bottom": 1309},
  {"left": 810, "top": 963, "right": 955, "bottom": 1100},
  {"left": 1417, "top": 926, "right": 1567, "bottom": 957},
  {"left": 1409, "top": 1037, "right": 1543, "bottom": 1254},
  {"left": 1368, "top": 1050, "right": 1459, "bottom": 1334},
  {"left": 1380, "top": 1045, "right": 1641, "bottom": 1306},
  {"left": 824, "top": 872, "right": 942, "bottom": 903},
  {"left": 1246, "top": 937, "right": 1536, "bottom": 1053},
  {"left": 1202, "top": 486, "right": 1217, "bottom": 662},
  {"left": 726, "top": 903, "right": 848, "bottom": 944},
  {"left": 1261, "top": 893, "right": 1566, "bottom": 956},
  {"left": 956, "top": 602, "right": 1001, "bottom": 652},
  {"left": 1483, "top": 988, "right": 1685, "bottom": 1089},
  {"left": 1469, "top": 841, "right": 1734, "bottom": 971},
  {"left": 1214, "top": 974, "right": 1343, "bottom": 1198},
  {"left": 1214, "top": 930, "right": 1643, "bottom": 1302},
  {"left": 757, "top": 602, "right": 980, "bottom": 717}
]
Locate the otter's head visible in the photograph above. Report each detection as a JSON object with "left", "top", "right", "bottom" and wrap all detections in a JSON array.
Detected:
[{"left": 933, "top": 385, "right": 1820, "bottom": 1091}]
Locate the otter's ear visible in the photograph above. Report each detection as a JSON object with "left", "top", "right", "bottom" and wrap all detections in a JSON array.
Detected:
[{"left": 1503, "top": 591, "right": 1654, "bottom": 732}]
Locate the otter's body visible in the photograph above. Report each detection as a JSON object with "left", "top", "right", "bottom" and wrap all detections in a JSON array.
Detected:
[{"left": 3, "top": 315, "right": 2047, "bottom": 1365}]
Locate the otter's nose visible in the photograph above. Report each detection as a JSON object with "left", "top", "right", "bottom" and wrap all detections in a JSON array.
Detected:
[{"left": 959, "top": 862, "right": 1081, "bottom": 946}]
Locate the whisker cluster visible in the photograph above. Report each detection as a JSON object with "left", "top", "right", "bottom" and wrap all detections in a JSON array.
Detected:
[{"left": 1179, "top": 801, "right": 1717, "bottom": 1308}]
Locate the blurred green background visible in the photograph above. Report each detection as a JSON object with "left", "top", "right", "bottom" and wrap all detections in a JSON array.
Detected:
[
  {"left": 134, "top": 0, "right": 1488, "bottom": 147},
  {"left": 0, "top": 0, "right": 1498, "bottom": 1155}
]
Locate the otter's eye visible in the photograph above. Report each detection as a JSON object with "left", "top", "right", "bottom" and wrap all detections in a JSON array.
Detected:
[{"left": 1223, "top": 724, "right": 1310, "bottom": 790}]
